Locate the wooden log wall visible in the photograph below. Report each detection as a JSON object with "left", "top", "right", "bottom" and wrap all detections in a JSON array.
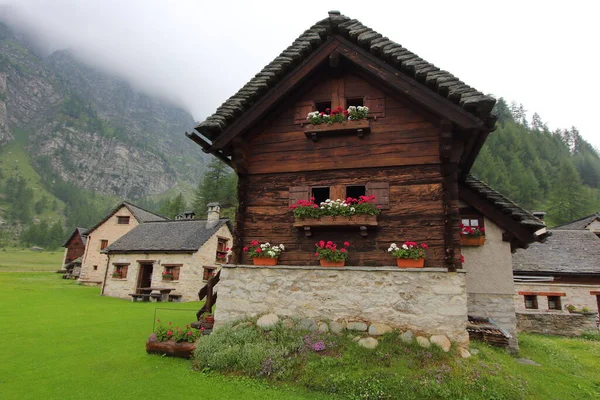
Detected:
[{"left": 237, "top": 71, "right": 447, "bottom": 267}]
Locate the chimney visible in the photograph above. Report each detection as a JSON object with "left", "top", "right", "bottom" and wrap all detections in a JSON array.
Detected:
[
  {"left": 206, "top": 202, "right": 220, "bottom": 229},
  {"left": 532, "top": 211, "right": 546, "bottom": 221}
]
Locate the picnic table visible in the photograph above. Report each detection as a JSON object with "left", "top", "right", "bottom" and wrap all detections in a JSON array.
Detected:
[{"left": 134, "top": 287, "right": 176, "bottom": 302}]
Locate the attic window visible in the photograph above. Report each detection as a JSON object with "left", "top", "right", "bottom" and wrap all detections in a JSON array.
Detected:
[
  {"left": 117, "top": 216, "right": 130, "bottom": 225},
  {"left": 346, "top": 97, "right": 364, "bottom": 108},
  {"left": 315, "top": 101, "right": 331, "bottom": 113},
  {"left": 311, "top": 187, "right": 330, "bottom": 205},
  {"left": 346, "top": 185, "right": 366, "bottom": 199},
  {"left": 216, "top": 237, "right": 229, "bottom": 262}
]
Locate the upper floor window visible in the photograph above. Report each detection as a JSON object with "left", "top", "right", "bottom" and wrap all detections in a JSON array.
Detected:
[
  {"left": 346, "top": 97, "right": 364, "bottom": 108},
  {"left": 315, "top": 101, "right": 331, "bottom": 113},
  {"left": 216, "top": 237, "right": 229, "bottom": 262},
  {"left": 100, "top": 240, "right": 109, "bottom": 250},
  {"left": 117, "top": 216, "right": 130, "bottom": 225}
]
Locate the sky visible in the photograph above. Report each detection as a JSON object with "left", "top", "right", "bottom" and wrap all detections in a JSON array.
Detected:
[{"left": 2, "top": 0, "right": 599, "bottom": 147}]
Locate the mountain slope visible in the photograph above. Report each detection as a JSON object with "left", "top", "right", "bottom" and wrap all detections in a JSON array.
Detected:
[{"left": 0, "top": 20, "right": 206, "bottom": 200}]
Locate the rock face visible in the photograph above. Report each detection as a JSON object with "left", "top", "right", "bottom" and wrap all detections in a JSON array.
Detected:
[
  {"left": 0, "top": 22, "right": 206, "bottom": 198},
  {"left": 459, "top": 347, "right": 471, "bottom": 358},
  {"left": 430, "top": 335, "right": 451, "bottom": 352},
  {"left": 256, "top": 313, "right": 279, "bottom": 329},
  {"left": 329, "top": 321, "right": 345, "bottom": 334}
]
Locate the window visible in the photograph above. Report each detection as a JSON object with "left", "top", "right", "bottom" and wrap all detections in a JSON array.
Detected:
[
  {"left": 346, "top": 185, "right": 366, "bottom": 199},
  {"left": 163, "top": 265, "right": 181, "bottom": 280},
  {"left": 117, "top": 216, "right": 130, "bottom": 224},
  {"left": 524, "top": 295, "right": 538, "bottom": 309},
  {"left": 315, "top": 101, "right": 331, "bottom": 113},
  {"left": 459, "top": 208, "right": 485, "bottom": 233},
  {"left": 311, "top": 187, "right": 330, "bottom": 205},
  {"left": 346, "top": 97, "right": 364, "bottom": 108},
  {"left": 216, "top": 237, "right": 229, "bottom": 262},
  {"left": 112, "top": 264, "right": 128, "bottom": 279},
  {"left": 203, "top": 266, "right": 217, "bottom": 281},
  {"left": 100, "top": 240, "right": 109, "bottom": 250},
  {"left": 93, "top": 265, "right": 98, "bottom": 271},
  {"left": 548, "top": 296, "right": 562, "bottom": 310}
]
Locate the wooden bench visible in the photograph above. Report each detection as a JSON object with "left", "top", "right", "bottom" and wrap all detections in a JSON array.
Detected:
[
  {"left": 129, "top": 293, "right": 152, "bottom": 302},
  {"left": 168, "top": 293, "right": 183, "bottom": 302}
]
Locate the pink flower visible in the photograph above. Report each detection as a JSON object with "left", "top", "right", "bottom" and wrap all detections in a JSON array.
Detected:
[
  {"left": 188, "top": 331, "right": 193, "bottom": 336},
  {"left": 243, "top": 246, "right": 248, "bottom": 252},
  {"left": 167, "top": 331, "right": 173, "bottom": 336},
  {"left": 340, "top": 248, "right": 347, "bottom": 253},
  {"left": 421, "top": 243, "right": 428, "bottom": 249},
  {"left": 251, "top": 240, "right": 259, "bottom": 246},
  {"left": 256, "top": 248, "right": 262, "bottom": 253},
  {"left": 343, "top": 241, "right": 350, "bottom": 247},
  {"left": 314, "top": 252, "right": 319, "bottom": 257}
]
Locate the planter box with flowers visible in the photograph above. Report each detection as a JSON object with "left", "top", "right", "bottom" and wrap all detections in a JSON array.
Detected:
[
  {"left": 146, "top": 320, "right": 204, "bottom": 359},
  {"left": 162, "top": 272, "right": 174, "bottom": 281},
  {"left": 111, "top": 272, "right": 123, "bottom": 279},
  {"left": 388, "top": 241, "right": 428, "bottom": 268},
  {"left": 291, "top": 196, "right": 380, "bottom": 237},
  {"left": 460, "top": 224, "right": 485, "bottom": 246},
  {"left": 304, "top": 106, "right": 370, "bottom": 141},
  {"left": 243, "top": 240, "right": 285, "bottom": 266},
  {"left": 315, "top": 240, "right": 350, "bottom": 267}
]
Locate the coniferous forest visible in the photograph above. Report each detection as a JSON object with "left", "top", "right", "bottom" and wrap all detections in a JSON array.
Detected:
[{"left": 472, "top": 98, "right": 600, "bottom": 227}]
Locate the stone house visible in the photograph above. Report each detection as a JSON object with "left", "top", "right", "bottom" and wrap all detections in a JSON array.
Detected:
[
  {"left": 513, "top": 229, "right": 600, "bottom": 335},
  {"left": 186, "top": 11, "right": 548, "bottom": 350},
  {"left": 101, "top": 204, "right": 233, "bottom": 302},
  {"left": 78, "top": 202, "right": 166, "bottom": 285}
]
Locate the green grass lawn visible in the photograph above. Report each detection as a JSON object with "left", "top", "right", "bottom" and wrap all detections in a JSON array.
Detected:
[
  {"left": 0, "top": 254, "right": 599, "bottom": 400},
  {"left": 0, "top": 272, "right": 329, "bottom": 400},
  {"left": 0, "top": 248, "right": 63, "bottom": 271}
]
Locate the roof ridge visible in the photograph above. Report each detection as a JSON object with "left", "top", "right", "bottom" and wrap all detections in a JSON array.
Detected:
[
  {"left": 123, "top": 201, "right": 168, "bottom": 220},
  {"left": 195, "top": 11, "right": 495, "bottom": 138},
  {"left": 552, "top": 212, "right": 600, "bottom": 229}
]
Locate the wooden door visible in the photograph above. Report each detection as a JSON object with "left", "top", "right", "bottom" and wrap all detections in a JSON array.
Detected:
[{"left": 136, "top": 263, "right": 153, "bottom": 293}]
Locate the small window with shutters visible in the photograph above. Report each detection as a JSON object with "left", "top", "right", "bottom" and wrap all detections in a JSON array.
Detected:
[
  {"left": 294, "top": 101, "right": 315, "bottom": 124},
  {"left": 163, "top": 265, "right": 181, "bottom": 281},
  {"left": 112, "top": 264, "right": 128, "bottom": 279},
  {"left": 364, "top": 95, "right": 385, "bottom": 118},
  {"left": 365, "top": 182, "right": 390, "bottom": 210},
  {"left": 289, "top": 183, "right": 389, "bottom": 210}
]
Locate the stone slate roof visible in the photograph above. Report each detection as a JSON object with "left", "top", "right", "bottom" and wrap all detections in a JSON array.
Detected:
[
  {"left": 195, "top": 11, "right": 495, "bottom": 139},
  {"left": 103, "top": 219, "right": 232, "bottom": 253},
  {"left": 86, "top": 201, "right": 167, "bottom": 235},
  {"left": 553, "top": 213, "right": 600, "bottom": 230},
  {"left": 463, "top": 174, "right": 547, "bottom": 234},
  {"left": 513, "top": 230, "right": 600, "bottom": 275}
]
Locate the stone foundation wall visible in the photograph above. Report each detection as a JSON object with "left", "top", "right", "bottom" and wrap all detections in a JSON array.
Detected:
[
  {"left": 517, "top": 312, "right": 598, "bottom": 336},
  {"left": 215, "top": 265, "right": 469, "bottom": 345}
]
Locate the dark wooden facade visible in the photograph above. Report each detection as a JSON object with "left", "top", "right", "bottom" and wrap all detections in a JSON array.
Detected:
[
  {"left": 188, "top": 13, "right": 547, "bottom": 268},
  {"left": 233, "top": 69, "right": 457, "bottom": 267},
  {"left": 63, "top": 228, "right": 87, "bottom": 264}
]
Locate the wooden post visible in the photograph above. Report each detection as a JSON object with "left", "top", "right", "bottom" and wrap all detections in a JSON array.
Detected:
[{"left": 439, "top": 120, "right": 461, "bottom": 271}]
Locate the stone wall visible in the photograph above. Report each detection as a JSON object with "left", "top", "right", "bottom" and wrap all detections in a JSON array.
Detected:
[
  {"left": 79, "top": 205, "right": 139, "bottom": 284},
  {"left": 214, "top": 265, "right": 469, "bottom": 345},
  {"left": 462, "top": 216, "right": 519, "bottom": 350},
  {"left": 102, "top": 224, "right": 233, "bottom": 301},
  {"left": 514, "top": 282, "right": 600, "bottom": 313},
  {"left": 517, "top": 312, "right": 598, "bottom": 336}
]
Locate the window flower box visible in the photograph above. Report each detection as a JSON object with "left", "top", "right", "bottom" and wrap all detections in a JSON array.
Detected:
[
  {"left": 293, "top": 215, "right": 378, "bottom": 237},
  {"left": 304, "top": 119, "right": 370, "bottom": 141},
  {"left": 460, "top": 236, "right": 485, "bottom": 246}
]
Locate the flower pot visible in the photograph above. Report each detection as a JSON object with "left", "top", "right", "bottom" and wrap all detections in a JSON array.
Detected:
[
  {"left": 203, "top": 315, "right": 215, "bottom": 324},
  {"left": 319, "top": 259, "right": 345, "bottom": 267},
  {"left": 461, "top": 236, "right": 485, "bottom": 246},
  {"left": 396, "top": 258, "right": 424, "bottom": 268},
  {"left": 252, "top": 257, "right": 278, "bottom": 266}
]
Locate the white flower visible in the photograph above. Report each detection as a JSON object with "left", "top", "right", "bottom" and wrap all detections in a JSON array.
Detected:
[
  {"left": 349, "top": 106, "right": 356, "bottom": 112},
  {"left": 265, "top": 242, "right": 270, "bottom": 247},
  {"left": 279, "top": 244, "right": 285, "bottom": 251},
  {"left": 260, "top": 244, "right": 266, "bottom": 248},
  {"left": 350, "top": 207, "right": 355, "bottom": 212},
  {"left": 402, "top": 244, "right": 408, "bottom": 250}
]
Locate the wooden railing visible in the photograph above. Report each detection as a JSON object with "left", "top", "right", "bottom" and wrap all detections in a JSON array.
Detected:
[{"left": 196, "top": 269, "right": 220, "bottom": 320}]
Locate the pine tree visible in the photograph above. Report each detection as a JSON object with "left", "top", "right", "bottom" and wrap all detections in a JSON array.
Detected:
[{"left": 547, "top": 160, "right": 586, "bottom": 225}]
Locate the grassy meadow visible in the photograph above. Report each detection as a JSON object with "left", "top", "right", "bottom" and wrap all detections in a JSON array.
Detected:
[{"left": 0, "top": 250, "right": 599, "bottom": 399}]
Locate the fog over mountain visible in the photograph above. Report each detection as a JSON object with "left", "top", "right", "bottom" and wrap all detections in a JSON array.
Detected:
[{"left": 1, "top": 0, "right": 599, "bottom": 147}]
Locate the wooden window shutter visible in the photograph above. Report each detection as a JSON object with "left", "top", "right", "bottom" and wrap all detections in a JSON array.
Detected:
[
  {"left": 293, "top": 101, "right": 315, "bottom": 124},
  {"left": 121, "top": 265, "right": 128, "bottom": 278},
  {"left": 173, "top": 267, "right": 180, "bottom": 280},
  {"left": 366, "top": 182, "right": 390, "bottom": 210},
  {"left": 364, "top": 95, "right": 385, "bottom": 118},
  {"left": 289, "top": 186, "right": 310, "bottom": 206}
]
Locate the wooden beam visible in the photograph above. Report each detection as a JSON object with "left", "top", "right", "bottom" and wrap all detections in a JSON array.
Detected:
[
  {"left": 185, "top": 131, "right": 233, "bottom": 168},
  {"left": 459, "top": 184, "right": 536, "bottom": 247},
  {"left": 334, "top": 37, "right": 484, "bottom": 130},
  {"left": 518, "top": 291, "right": 566, "bottom": 297},
  {"left": 209, "top": 38, "right": 342, "bottom": 150}
]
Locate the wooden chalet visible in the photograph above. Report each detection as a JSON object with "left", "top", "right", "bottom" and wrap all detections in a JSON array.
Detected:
[
  {"left": 62, "top": 227, "right": 88, "bottom": 267},
  {"left": 187, "top": 11, "right": 549, "bottom": 348}
]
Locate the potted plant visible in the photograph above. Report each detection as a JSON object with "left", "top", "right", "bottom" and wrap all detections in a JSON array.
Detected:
[
  {"left": 315, "top": 240, "right": 350, "bottom": 267},
  {"left": 146, "top": 319, "right": 203, "bottom": 359},
  {"left": 162, "top": 272, "right": 174, "bottom": 281},
  {"left": 243, "top": 241, "right": 285, "bottom": 266},
  {"left": 111, "top": 272, "right": 122, "bottom": 279},
  {"left": 388, "top": 241, "right": 428, "bottom": 268},
  {"left": 460, "top": 224, "right": 485, "bottom": 246},
  {"left": 201, "top": 312, "right": 215, "bottom": 325}
]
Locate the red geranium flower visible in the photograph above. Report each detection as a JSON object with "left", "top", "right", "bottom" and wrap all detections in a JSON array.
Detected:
[{"left": 343, "top": 241, "right": 350, "bottom": 247}]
